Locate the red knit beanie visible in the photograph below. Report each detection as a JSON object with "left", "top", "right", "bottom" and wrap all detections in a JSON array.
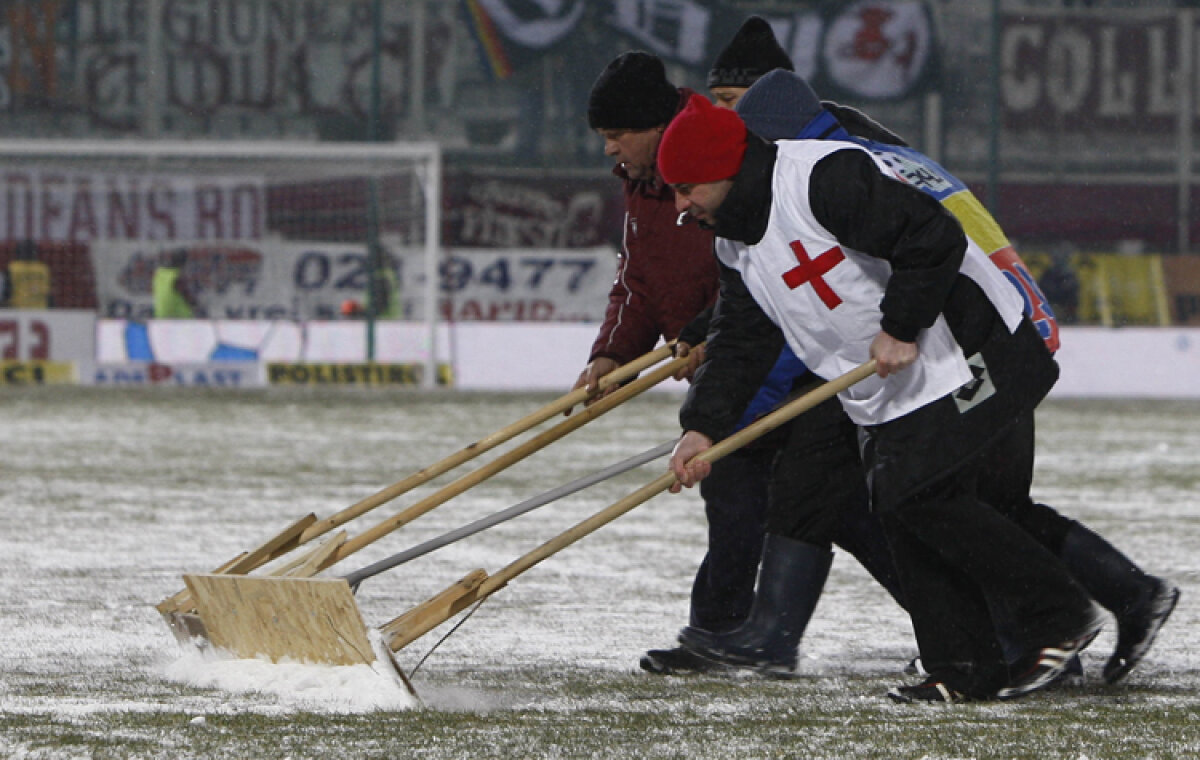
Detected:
[{"left": 658, "top": 93, "right": 747, "bottom": 185}]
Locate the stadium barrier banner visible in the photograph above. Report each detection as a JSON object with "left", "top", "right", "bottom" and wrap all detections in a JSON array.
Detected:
[
  {"left": 95, "top": 319, "right": 453, "bottom": 366},
  {"left": 400, "top": 246, "right": 617, "bottom": 323},
  {"left": 89, "top": 319, "right": 1200, "bottom": 397},
  {"left": 0, "top": 169, "right": 265, "bottom": 245},
  {"left": 89, "top": 362, "right": 266, "bottom": 388},
  {"left": 92, "top": 320, "right": 617, "bottom": 391},
  {"left": 92, "top": 240, "right": 325, "bottom": 321},
  {"left": 0, "top": 360, "right": 76, "bottom": 385},
  {"left": 266, "top": 363, "right": 452, "bottom": 387},
  {"left": 444, "top": 169, "right": 623, "bottom": 249},
  {"left": 90, "top": 240, "right": 617, "bottom": 322},
  {"left": 96, "top": 319, "right": 302, "bottom": 364},
  {"left": 1052, "top": 327, "right": 1200, "bottom": 398},
  {"left": 1001, "top": 12, "right": 1185, "bottom": 135},
  {"left": 0, "top": 309, "right": 95, "bottom": 361}
]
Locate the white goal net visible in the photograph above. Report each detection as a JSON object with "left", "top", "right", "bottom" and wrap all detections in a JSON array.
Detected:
[{"left": 0, "top": 139, "right": 443, "bottom": 386}]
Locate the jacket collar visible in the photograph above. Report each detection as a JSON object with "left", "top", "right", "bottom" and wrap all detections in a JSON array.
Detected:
[
  {"left": 712, "top": 135, "right": 776, "bottom": 245},
  {"left": 614, "top": 162, "right": 669, "bottom": 198}
]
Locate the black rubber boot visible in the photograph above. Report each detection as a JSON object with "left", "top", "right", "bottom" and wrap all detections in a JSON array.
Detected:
[
  {"left": 1059, "top": 523, "right": 1180, "bottom": 683},
  {"left": 677, "top": 535, "right": 833, "bottom": 676}
]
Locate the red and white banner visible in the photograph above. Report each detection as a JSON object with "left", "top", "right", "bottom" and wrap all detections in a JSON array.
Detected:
[{"left": 822, "top": 1, "right": 937, "bottom": 100}]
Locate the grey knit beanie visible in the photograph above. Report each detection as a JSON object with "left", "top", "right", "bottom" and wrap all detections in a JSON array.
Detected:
[{"left": 735, "top": 69, "right": 823, "bottom": 141}]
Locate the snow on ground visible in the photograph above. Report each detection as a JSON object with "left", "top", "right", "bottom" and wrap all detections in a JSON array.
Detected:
[{"left": 0, "top": 388, "right": 1197, "bottom": 723}]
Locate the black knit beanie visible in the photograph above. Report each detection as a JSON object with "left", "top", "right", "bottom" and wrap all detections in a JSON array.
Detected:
[
  {"left": 707, "top": 16, "right": 794, "bottom": 89},
  {"left": 587, "top": 51, "right": 679, "bottom": 130}
]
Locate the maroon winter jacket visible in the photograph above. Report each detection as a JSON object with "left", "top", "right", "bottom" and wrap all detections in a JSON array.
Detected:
[{"left": 588, "top": 89, "right": 720, "bottom": 366}]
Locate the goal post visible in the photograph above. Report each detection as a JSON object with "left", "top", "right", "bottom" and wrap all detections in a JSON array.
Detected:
[{"left": 0, "top": 139, "right": 444, "bottom": 388}]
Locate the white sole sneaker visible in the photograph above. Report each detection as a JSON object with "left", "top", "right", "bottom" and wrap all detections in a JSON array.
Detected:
[{"left": 997, "top": 625, "right": 1102, "bottom": 700}]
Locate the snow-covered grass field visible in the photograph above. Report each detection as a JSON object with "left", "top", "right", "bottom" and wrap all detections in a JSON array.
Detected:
[{"left": 1, "top": 387, "right": 1198, "bottom": 759}]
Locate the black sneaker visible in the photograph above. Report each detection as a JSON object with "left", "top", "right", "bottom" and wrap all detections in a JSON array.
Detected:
[
  {"left": 1104, "top": 579, "right": 1180, "bottom": 684},
  {"left": 903, "top": 653, "right": 1083, "bottom": 691},
  {"left": 639, "top": 647, "right": 725, "bottom": 675},
  {"left": 997, "top": 623, "right": 1103, "bottom": 700},
  {"left": 887, "top": 678, "right": 969, "bottom": 704}
]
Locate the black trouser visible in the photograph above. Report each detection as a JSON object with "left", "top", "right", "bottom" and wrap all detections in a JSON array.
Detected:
[
  {"left": 978, "top": 411, "right": 1085, "bottom": 659},
  {"left": 690, "top": 447, "right": 771, "bottom": 631},
  {"left": 767, "top": 395, "right": 903, "bottom": 606},
  {"left": 863, "top": 393, "right": 1097, "bottom": 697},
  {"left": 690, "top": 395, "right": 904, "bottom": 630},
  {"left": 978, "top": 410, "right": 1074, "bottom": 555}
]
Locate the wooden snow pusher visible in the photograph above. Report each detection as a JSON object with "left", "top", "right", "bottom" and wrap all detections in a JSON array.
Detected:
[
  {"left": 157, "top": 345, "right": 683, "bottom": 648},
  {"left": 181, "top": 438, "right": 678, "bottom": 665},
  {"left": 167, "top": 362, "right": 876, "bottom": 680}
]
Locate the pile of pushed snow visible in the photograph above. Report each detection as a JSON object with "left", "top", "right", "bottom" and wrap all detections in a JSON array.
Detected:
[{"left": 162, "top": 637, "right": 419, "bottom": 713}]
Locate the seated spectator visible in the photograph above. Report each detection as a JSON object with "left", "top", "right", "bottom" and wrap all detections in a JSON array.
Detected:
[
  {"left": 1039, "top": 245, "right": 1080, "bottom": 324},
  {"left": 5, "top": 240, "right": 51, "bottom": 309}
]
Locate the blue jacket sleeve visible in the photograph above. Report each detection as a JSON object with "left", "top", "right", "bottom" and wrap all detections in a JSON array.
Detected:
[{"left": 681, "top": 259, "right": 797, "bottom": 441}]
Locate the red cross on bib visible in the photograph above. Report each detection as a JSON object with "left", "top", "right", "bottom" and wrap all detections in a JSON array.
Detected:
[{"left": 783, "top": 241, "right": 845, "bottom": 309}]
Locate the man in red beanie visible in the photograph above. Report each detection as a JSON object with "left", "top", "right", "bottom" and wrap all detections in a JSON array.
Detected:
[
  {"left": 660, "top": 94, "right": 1105, "bottom": 702},
  {"left": 578, "top": 51, "right": 906, "bottom": 680}
]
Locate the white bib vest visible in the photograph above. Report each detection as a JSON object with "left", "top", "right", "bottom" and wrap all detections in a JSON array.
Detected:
[{"left": 715, "top": 140, "right": 1023, "bottom": 425}]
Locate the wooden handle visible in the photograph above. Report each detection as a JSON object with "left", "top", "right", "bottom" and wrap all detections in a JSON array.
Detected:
[
  {"left": 704, "top": 359, "right": 877, "bottom": 461},
  {"left": 168, "top": 342, "right": 678, "bottom": 593},
  {"left": 322, "top": 348, "right": 694, "bottom": 569},
  {"left": 482, "top": 359, "right": 876, "bottom": 593},
  {"left": 298, "top": 341, "right": 677, "bottom": 543},
  {"left": 343, "top": 440, "right": 675, "bottom": 589}
]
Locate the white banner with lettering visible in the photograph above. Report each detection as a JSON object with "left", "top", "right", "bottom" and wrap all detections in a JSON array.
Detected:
[{"left": 90, "top": 240, "right": 617, "bottom": 322}]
